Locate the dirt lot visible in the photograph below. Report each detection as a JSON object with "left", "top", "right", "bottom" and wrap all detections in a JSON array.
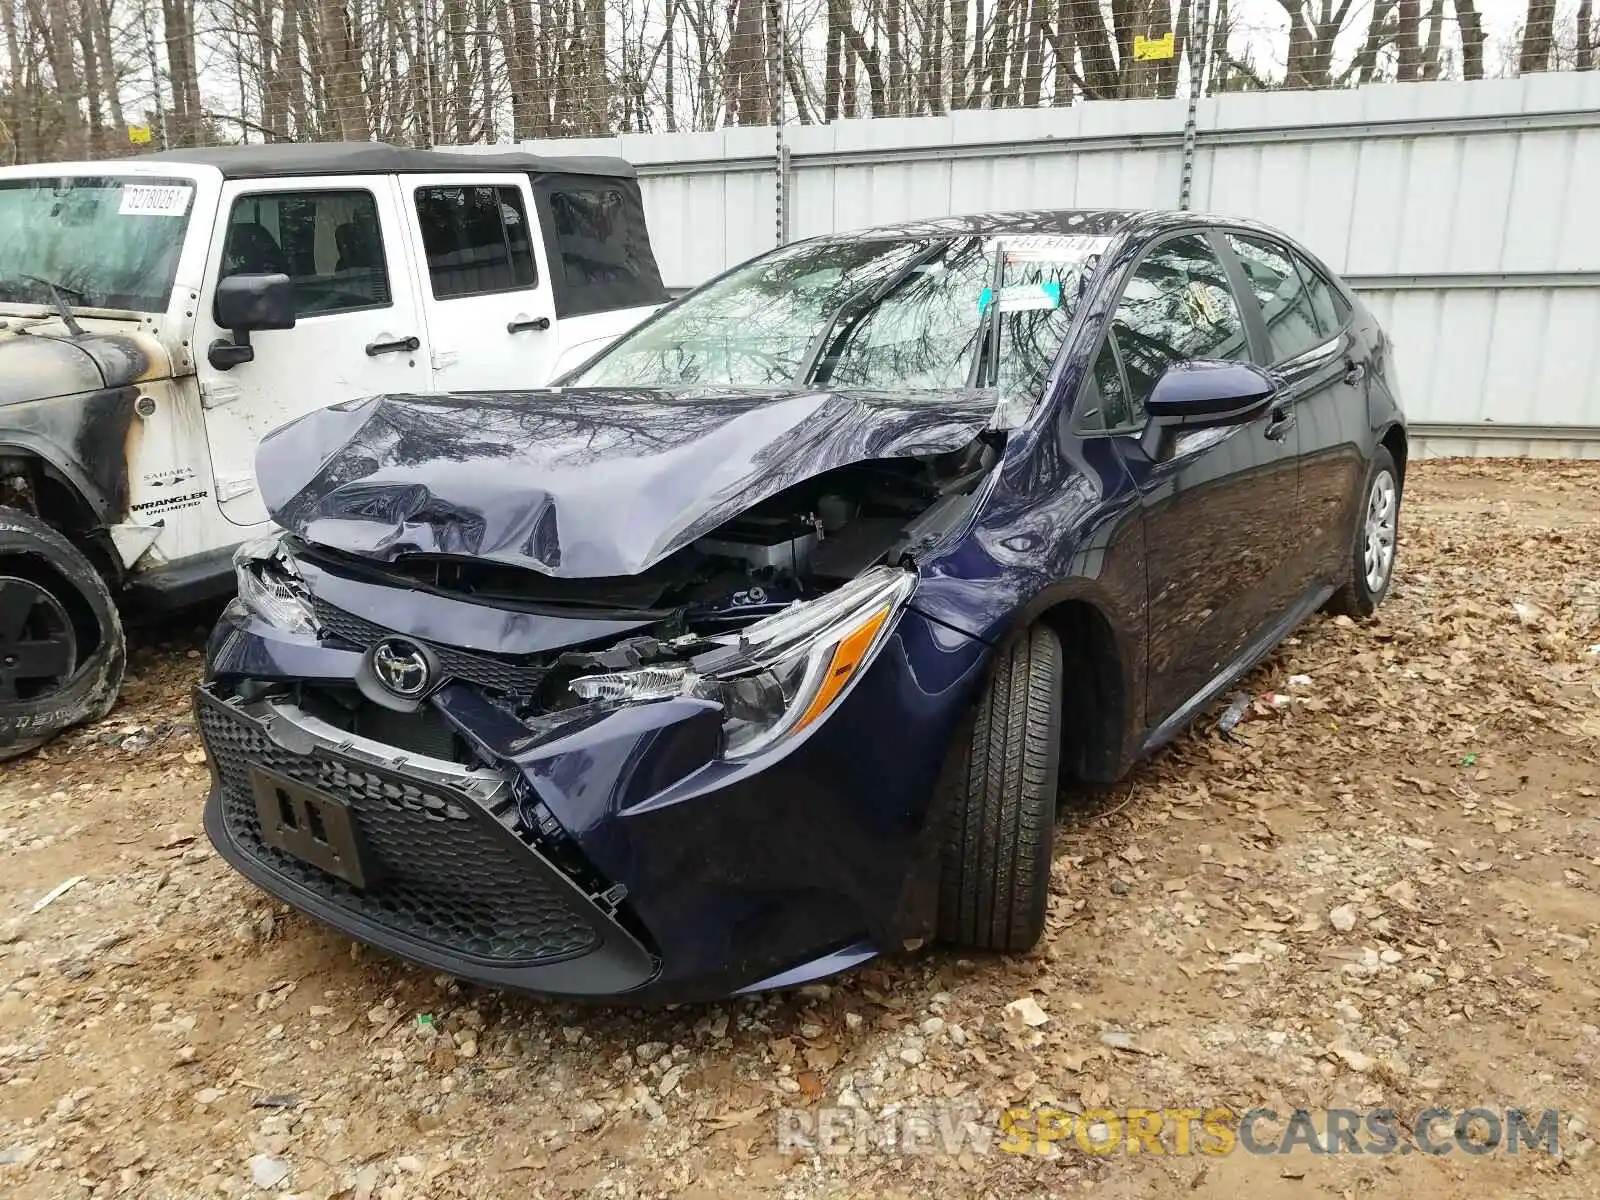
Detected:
[{"left": 1, "top": 458, "right": 1597, "bottom": 1200}]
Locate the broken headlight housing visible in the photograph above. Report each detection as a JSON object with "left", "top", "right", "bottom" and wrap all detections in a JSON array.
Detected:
[
  {"left": 569, "top": 567, "right": 916, "bottom": 758},
  {"left": 232, "top": 530, "right": 318, "bottom": 636}
]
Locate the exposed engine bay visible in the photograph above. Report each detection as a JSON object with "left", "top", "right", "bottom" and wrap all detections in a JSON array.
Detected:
[{"left": 240, "top": 434, "right": 1002, "bottom": 761}]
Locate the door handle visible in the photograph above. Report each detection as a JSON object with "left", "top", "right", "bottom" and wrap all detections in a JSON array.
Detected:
[
  {"left": 365, "top": 335, "right": 420, "bottom": 357},
  {"left": 1264, "top": 403, "right": 1296, "bottom": 442},
  {"left": 1343, "top": 362, "right": 1366, "bottom": 385},
  {"left": 507, "top": 316, "right": 551, "bottom": 334}
]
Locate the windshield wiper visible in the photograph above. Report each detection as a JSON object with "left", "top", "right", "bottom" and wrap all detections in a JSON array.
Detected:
[{"left": 18, "top": 273, "right": 86, "bottom": 337}]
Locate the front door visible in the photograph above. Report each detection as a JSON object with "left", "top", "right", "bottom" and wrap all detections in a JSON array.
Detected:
[
  {"left": 1106, "top": 231, "right": 1303, "bottom": 731},
  {"left": 195, "top": 176, "right": 432, "bottom": 527},
  {"left": 398, "top": 173, "right": 558, "bottom": 391}
]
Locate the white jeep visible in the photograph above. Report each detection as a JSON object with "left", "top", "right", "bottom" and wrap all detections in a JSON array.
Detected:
[{"left": 0, "top": 142, "right": 669, "bottom": 757}]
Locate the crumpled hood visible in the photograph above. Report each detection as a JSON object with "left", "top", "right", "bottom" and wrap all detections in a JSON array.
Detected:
[
  {"left": 260, "top": 387, "right": 997, "bottom": 578},
  {"left": 0, "top": 321, "right": 173, "bottom": 407}
]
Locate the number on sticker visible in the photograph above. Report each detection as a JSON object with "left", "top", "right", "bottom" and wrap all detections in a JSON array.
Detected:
[{"left": 120, "top": 184, "right": 192, "bottom": 217}]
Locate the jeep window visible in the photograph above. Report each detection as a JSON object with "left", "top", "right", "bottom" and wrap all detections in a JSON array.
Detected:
[
  {"left": 571, "top": 233, "right": 1111, "bottom": 396},
  {"left": 223, "top": 190, "right": 391, "bottom": 317},
  {"left": 0, "top": 176, "right": 191, "bottom": 312},
  {"left": 414, "top": 185, "right": 537, "bottom": 299}
]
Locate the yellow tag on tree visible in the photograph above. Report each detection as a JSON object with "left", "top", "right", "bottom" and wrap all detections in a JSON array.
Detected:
[
  {"left": 1134, "top": 32, "right": 1176, "bottom": 61},
  {"left": 128, "top": 125, "right": 153, "bottom": 146}
]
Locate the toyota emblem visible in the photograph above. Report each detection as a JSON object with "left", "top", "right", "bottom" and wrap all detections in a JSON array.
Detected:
[{"left": 371, "top": 639, "right": 431, "bottom": 698}]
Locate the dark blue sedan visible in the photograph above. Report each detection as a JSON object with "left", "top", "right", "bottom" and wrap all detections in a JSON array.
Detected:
[{"left": 198, "top": 210, "right": 1407, "bottom": 1002}]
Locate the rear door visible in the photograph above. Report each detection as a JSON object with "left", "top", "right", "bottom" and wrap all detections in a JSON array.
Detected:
[
  {"left": 1103, "top": 231, "right": 1302, "bottom": 732},
  {"left": 196, "top": 176, "right": 432, "bottom": 527},
  {"left": 400, "top": 173, "right": 557, "bottom": 390},
  {"left": 1220, "top": 231, "right": 1368, "bottom": 594}
]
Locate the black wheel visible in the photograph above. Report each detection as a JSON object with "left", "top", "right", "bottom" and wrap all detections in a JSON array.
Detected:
[
  {"left": 937, "top": 622, "right": 1062, "bottom": 952},
  {"left": 0, "top": 507, "right": 125, "bottom": 762},
  {"left": 1328, "top": 446, "right": 1400, "bottom": 618}
]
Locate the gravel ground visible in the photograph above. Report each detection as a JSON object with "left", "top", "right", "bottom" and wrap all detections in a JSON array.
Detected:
[{"left": 1, "top": 458, "right": 1597, "bottom": 1200}]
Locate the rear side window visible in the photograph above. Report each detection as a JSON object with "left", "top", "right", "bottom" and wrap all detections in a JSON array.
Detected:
[
  {"left": 1111, "top": 233, "right": 1249, "bottom": 415},
  {"left": 222, "top": 190, "right": 390, "bottom": 317},
  {"left": 534, "top": 177, "right": 668, "bottom": 318},
  {"left": 1226, "top": 233, "right": 1326, "bottom": 362},
  {"left": 548, "top": 189, "right": 635, "bottom": 288},
  {"left": 1295, "top": 253, "right": 1353, "bottom": 336},
  {"left": 414, "top": 185, "right": 537, "bottom": 299}
]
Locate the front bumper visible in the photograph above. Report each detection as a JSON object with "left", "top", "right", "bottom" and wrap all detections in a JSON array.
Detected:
[
  {"left": 198, "top": 687, "right": 656, "bottom": 995},
  {"left": 199, "top": 593, "right": 992, "bottom": 1002}
]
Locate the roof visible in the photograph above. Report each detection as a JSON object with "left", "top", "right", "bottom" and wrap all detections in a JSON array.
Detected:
[
  {"left": 822, "top": 209, "right": 1165, "bottom": 242},
  {"left": 135, "top": 141, "right": 636, "bottom": 181}
]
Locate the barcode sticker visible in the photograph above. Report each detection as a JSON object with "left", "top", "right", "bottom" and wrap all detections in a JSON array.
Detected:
[{"left": 119, "top": 184, "right": 192, "bottom": 217}]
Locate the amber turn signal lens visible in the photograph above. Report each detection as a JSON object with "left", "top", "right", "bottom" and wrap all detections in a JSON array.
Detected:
[{"left": 793, "top": 607, "right": 891, "bottom": 733}]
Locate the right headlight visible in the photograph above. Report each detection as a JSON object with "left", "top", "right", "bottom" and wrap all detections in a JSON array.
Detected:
[
  {"left": 233, "top": 530, "right": 318, "bottom": 636},
  {"left": 569, "top": 567, "right": 915, "bottom": 758}
]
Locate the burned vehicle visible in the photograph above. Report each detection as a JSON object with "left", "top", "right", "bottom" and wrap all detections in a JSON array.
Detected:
[{"left": 197, "top": 211, "right": 1407, "bottom": 1001}]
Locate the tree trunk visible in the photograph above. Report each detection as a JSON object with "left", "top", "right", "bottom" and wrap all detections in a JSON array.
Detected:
[
  {"left": 1577, "top": 0, "right": 1594, "bottom": 69},
  {"left": 1520, "top": 0, "right": 1556, "bottom": 73},
  {"left": 1454, "top": 0, "right": 1485, "bottom": 78},
  {"left": 42, "top": 0, "right": 88, "bottom": 157},
  {"left": 948, "top": 0, "right": 968, "bottom": 107}
]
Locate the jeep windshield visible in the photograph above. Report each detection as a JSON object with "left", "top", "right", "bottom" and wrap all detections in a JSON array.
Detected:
[
  {"left": 569, "top": 232, "right": 1111, "bottom": 400},
  {"left": 0, "top": 176, "right": 193, "bottom": 313}
]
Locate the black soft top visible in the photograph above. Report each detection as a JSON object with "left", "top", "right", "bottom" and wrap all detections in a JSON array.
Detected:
[{"left": 137, "top": 141, "right": 636, "bottom": 182}]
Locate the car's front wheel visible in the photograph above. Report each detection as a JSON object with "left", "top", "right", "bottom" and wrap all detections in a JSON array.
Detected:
[
  {"left": 937, "top": 623, "right": 1062, "bottom": 952},
  {"left": 1328, "top": 445, "right": 1401, "bottom": 618}
]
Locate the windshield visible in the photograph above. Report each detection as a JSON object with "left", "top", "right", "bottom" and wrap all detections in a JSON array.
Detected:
[
  {"left": 571, "top": 232, "right": 1111, "bottom": 400},
  {"left": 0, "top": 176, "right": 193, "bottom": 312}
]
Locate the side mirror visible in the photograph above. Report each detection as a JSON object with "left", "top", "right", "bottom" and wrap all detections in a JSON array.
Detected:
[
  {"left": 1146, "top": 359, "right": 1275, "bottom": 429},
  {"left": 209, "top": 273, "right": 295, "bottom": 372}
]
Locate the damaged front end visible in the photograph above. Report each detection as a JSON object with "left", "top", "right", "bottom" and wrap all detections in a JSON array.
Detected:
[{"left": 200, "top": 413, "right": 1001, "bottom": 1001}]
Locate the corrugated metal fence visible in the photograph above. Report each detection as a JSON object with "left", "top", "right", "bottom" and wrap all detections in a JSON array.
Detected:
[{"left": 476, "top": 74, "right": 1600, "bottom": 458}]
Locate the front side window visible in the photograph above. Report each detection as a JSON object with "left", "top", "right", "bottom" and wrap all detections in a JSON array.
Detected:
[
  {"left": 0, "top": 176, "right": 192, "bottom": 312},
  {"left": 1111, "top": 234, "right": 1249, "bottom": 415},
  {"left": 223, "top": 190, "right": 390, "bottom": 317},
  {"left": 1226, "top": 232, "right": 1325, "bottom": 362},
  {"left": 1077, "top": 339, "right": 1133, "bottom": 431},
  {"left": 571, "top": 232, "right": 1111, "bottom": 401},
  {"left": 414, "top": 185, "right": 537, "bottom": 299}
]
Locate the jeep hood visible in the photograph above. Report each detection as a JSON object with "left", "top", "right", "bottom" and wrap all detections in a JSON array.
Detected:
[
  {"left": 259, "top": 387, "right": 997, "bottom": 578},
  {"left": 0, "top": 321, "right": 173, "bottom": 407}
]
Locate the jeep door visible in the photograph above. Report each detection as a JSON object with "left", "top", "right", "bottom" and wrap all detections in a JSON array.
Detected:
[
  {"left": 195, "top": 177, "right": 433, "bottom": 527},
  {"left": 400, "top": 173, "right": 558, "bottom": 390}
]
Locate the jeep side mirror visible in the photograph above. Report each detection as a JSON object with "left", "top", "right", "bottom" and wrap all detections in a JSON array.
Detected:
[{"left": 209, "top": 273, "right": 296, "bottom": 371}]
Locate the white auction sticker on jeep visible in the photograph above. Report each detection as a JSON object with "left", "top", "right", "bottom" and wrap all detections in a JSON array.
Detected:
[{"left": 119, "top": 184, "right": 192, "bottom": 217}]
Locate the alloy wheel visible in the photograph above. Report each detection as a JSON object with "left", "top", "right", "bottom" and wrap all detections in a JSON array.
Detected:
[{"left": 1362, "top": 470, "right": 1398, "bottom": 594}]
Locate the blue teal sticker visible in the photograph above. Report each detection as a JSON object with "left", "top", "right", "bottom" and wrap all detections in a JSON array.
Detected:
[{"left": 982, "top": 281, "right": 1064, "bottom": 313}]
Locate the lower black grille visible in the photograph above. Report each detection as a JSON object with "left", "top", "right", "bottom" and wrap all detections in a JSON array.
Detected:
[
  {"left": 311, "top": 597, "right": 550, "bottom": 694},
  {"left": 199, "top": 696, "right": 598, "bottom": 965}
]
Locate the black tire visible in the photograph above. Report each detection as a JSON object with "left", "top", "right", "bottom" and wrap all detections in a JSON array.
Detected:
[
  {"left": 0, "top": 507, "right": 125, "bottom": 762},
  {"left": 937, "top": 622, "right": 1062, "bottom": 952},
  {"left": 1328, "top": 446, "right": 1401, "bottom": 618}
]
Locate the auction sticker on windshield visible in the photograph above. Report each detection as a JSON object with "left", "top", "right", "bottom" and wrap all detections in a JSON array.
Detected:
[{"left": 119, "top": 184, "right": 192, "bottom": 217}]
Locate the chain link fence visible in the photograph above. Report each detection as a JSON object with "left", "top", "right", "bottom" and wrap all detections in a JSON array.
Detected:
[{"left": 0, "top": 0, "right": 1597, "bottom": 166}]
